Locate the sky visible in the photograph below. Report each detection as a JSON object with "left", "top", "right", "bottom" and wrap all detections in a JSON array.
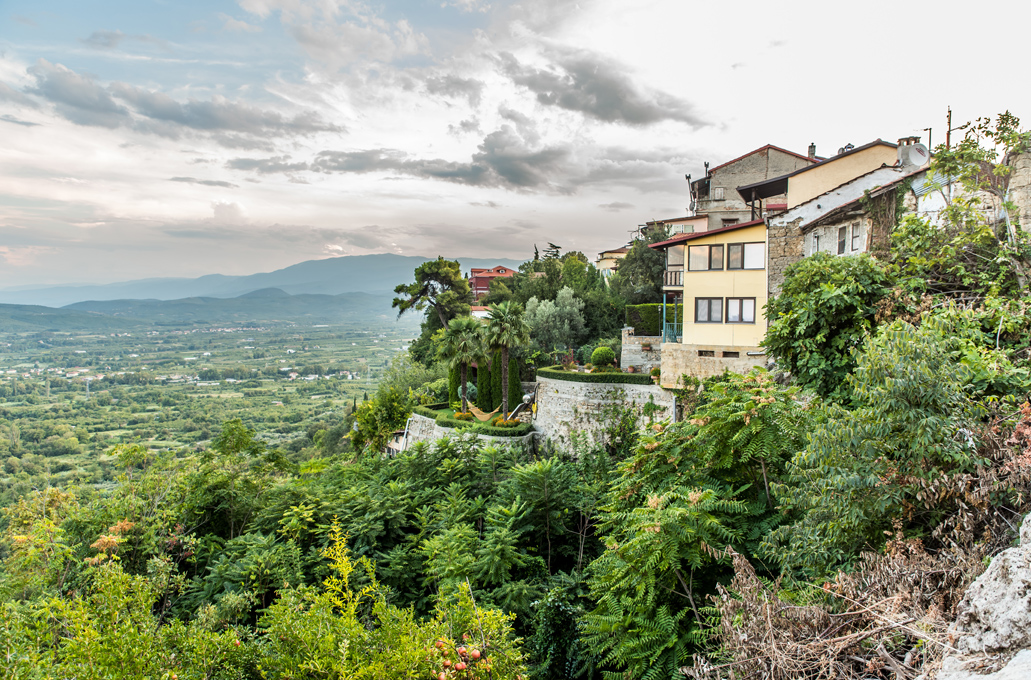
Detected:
[{"left": 0, "top": 0, "right": 1027, "bottom": 288}]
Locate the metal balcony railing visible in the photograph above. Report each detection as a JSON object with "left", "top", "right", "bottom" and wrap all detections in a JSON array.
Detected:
[
  {"left": 663, "top": 269, "right": 683, "bottom": 287},
  {"left": 663, "top": 322, "right": 682, "bottom": 343}
]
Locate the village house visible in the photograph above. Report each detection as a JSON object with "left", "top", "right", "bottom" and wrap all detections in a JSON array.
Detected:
[
  {"left": 595, "top": 246, "right": 630, "bottom": 279},
  {"left": 468, "top": 265, "right": 516, "bottom": 300}
]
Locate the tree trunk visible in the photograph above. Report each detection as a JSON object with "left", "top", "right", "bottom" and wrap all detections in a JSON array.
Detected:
[
  {"left": 501, "top": 347, "right": 509, "bottom": 418},
  {"left": 460, "top": 363, "right": 468, "bottom": 413}
]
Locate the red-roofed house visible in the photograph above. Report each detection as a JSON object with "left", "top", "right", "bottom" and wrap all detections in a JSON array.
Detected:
[{"left": 469, "top": 265, "right": 516, "bottom": 299}]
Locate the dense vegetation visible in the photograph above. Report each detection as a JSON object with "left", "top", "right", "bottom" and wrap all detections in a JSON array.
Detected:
[{"left": 2, "top": 113, "right": 1031, "bottom": 679}]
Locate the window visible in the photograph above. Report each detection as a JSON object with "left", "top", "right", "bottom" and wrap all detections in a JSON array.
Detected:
[
  {"left": 837, "top": 226, "right": 847, "bottom": 254},
  {"left": 851, "top": 222, "right": 862, "bottom": 251},
  {"left": 688, "top": 245, "right": 724, "bottom": 271},
  {"left": 698, "top": 350, "right": 715, "bottom": 357},
  {"left": 666, "top": 244, "right": 685, "bottom": 268},
  {"left": 727, "top": 243, "right": 765, "bottom": 270},
  {"left": 725, "top": 298, "right": 756, "bottom": 324},
  {"left": 695, "top": 298, "right": 722, "bottom": 323},
  {"left": 712, "top": 187, "right": 725, "bottom": 200},
  {"left": 813, "top": 234, "right": 821, "bottom": 254},
  {"left": 721, "top": 218, "right": 739, "bottom": 228},
  {"left": 722, "top": 351, "right": 740, "bottom": 358}
]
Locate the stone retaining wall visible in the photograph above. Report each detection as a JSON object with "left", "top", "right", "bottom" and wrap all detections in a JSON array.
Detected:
[
  {"left": 534, "top": 375, "right": 676, "bottom": 449},
  {"left": 620, "top": 327, "right": 661, "bottom": 374},
  {"left": 659, "top": 342, "right": 767, "bottom": 386}
]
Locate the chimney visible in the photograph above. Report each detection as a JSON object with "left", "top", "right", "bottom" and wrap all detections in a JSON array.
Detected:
[{"left": 808, "top": 142, "right": 816, "bottom": 159}]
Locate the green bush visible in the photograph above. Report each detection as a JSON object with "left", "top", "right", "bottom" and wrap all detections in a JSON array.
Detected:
[
  {"left": 624, "top": 304, "right": 683, "bottom": 336},
  {"left": 590, "top": 346, "right": 616, "bottom": 366},
  {"left": 537, "top": 366, "right": 653, "bottom": 385},
  {"left": 434, "top": 413, "right": 535, "bottom": 437}
]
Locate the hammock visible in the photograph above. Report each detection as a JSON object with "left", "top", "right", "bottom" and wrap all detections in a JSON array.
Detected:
[{"left": 467, "top": 404, "right": 502, "bottom": 422}]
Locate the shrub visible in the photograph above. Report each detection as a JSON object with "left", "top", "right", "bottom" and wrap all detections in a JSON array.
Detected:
[
  {"left": 491, "top": 417, "right": 522, "bottom": 428},
  {"left": 590, "top": 366, "right": 620, "bottom": 374},
  {"left": 453, "top": 411, "right": 473, "bottom": 421},
  {"left": 624, "top": 304, "right": 683, "bottom": 336},
  {"left": 590, "top": 346, "right": 616, "bottom": 366},
  {"left": 649, "top": 367, "right": 660, "bottom": 377}
]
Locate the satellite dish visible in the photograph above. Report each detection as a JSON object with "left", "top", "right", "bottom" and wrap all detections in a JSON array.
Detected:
[{"left": 900, "top": 143, "right": 930, "bottom": 167}]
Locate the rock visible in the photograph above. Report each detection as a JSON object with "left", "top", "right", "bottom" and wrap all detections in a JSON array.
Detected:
[{"left": 936, "top": 514, "right": 1031, "bottom": 679}]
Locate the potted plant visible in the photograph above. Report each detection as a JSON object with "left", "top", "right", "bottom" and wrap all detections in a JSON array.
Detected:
[
  {"left": 650, "top": 367, "right": 661, "bottom": 384},
  {"left": 640, "top": 343, "right": 652, "bottom": 352}
]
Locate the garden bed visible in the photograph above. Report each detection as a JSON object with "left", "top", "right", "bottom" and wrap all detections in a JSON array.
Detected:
[{"left": 412, "top": 403, "right": 534, "bottom": 437}]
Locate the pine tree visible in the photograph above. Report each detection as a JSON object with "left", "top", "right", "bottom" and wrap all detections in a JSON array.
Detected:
[{"left": 448, "top": 367, "right": 460, "bottom": 404}]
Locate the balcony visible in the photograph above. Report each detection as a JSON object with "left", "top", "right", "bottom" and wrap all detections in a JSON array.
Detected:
[
  {"left": 663, "top": 322, "right": 682, "bottom": 343},
  {"left": 663, "top": 268, "right": 683, "bottom": 288}
]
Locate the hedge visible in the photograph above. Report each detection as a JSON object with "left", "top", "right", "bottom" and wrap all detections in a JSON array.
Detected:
[
  {"left": 412, "top": 404, "right": 449, "bottom": 420},
  {"left": 624, "top": 304, "right": 685, "bottom": 337},
  {"left": 435, "top": 414, "right": 536, "bottom": 437},
  {"left": 537, "top": 365, "right": 654, "bottom": 385}
]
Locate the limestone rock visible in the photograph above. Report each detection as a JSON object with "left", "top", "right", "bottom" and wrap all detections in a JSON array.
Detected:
[{"left": 936, "top": 514, "right": 1031, "bottom": 679}]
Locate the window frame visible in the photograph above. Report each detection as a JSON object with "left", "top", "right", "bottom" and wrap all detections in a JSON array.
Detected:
[
  {"left": 851, "top": 222, "right": 862, "bottom": 251},
  {"left": 724, "top": 297, "right": 757, "bottom": 324},
  {"left": 694, "top": 297, "right": 723, "bottom": 324},
  {"left": 813, "top": 233, "right": 820, "bottom": 254},
  {"left": 687, "top": 244, "right": 725, "bottom": 272},
  {"left": 726, "top": 242, "right": 766, "bottom": 270}
]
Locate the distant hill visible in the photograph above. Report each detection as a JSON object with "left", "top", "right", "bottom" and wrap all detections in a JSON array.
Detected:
[
  {"left": 0, "top": 303, "right": 147, "bottom": 333},
  {"left": 0, "top": 254, "right": 527, "bottom": 307}
]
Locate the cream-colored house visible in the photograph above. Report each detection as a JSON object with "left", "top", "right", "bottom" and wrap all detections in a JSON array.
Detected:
[
  {"left": 649, "top": 219, "right": 769, "bottom": 384},
  {"left": 595, "top": 246, "right": 630, "bottom": 279}
]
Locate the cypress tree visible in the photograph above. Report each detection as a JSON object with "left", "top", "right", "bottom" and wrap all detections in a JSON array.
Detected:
[
  {"left": 448, "top": 366, "right": 460, "bottom": 404},
  {"left": 476, "top": 363, "right": 489, "bottom": 409},
  {"left": 508, "top": 357, "right": 522, "bottom": 414},
  {"left": 491, "top": 350, "right": 503, "bottom": 410}
]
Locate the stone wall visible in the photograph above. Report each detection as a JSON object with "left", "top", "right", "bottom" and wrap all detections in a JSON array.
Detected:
[
  {"left": 402, "top": 413, "right": 536, "bottom": 451},
  {"left": 534, "top": 376, "right": 676, "bottom": 449},
  {"left": 659, "top": 341, "right": 766, "bottom": 386},
  {"left": 767, "top": 215, "right": 805, "bottom": 295},
  {"left": 1009, "top": 151, "right": 1031, "bottom": 230},
  {"left": 620, "top": 327, "right": 661, "bottom": 374}
]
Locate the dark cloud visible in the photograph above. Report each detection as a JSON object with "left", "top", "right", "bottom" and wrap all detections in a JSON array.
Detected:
[
  {"left": 81, "top": 30, "right": 125, "bottom": 49},
  {"left": 425, "top": 75, "right": 484, "bottom": 106},
  {"left": 0, "top": 114, "right": 40, "bottom": 127},
  {"left": 226, "top": 156, "right": 310, "bottom": 174},
  {"left": 448, "top": 118, "right": 480, "bottom": 135},
  {"left": 24, "top": 60, "right": 343, "bottom": 145},
  {"left": 26, "top": 60, "right": 129, "bottom": 128},
  {"left": 311, "top": 124, "right": 571, "bottom": 191},
  {"left": 499, "top": 50, "right": 705, "bottom": 127},
  {"left": 170, "top": 176, "right": 239, "bottom": 188},
  {"left": 599, "top": 202, "right": 634, "bottom": 212}
]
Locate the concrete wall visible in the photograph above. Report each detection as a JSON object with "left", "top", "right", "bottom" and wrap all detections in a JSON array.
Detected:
[
  {"left": 403, "top": 413, "right": 536, "bottom": 451},
  {"left": 534, "top": 376, "right": 676, "bottom": 449},
  {"left": 659, "top": 341, "right": 766, "bottom": 386},
  {"left": 621, "top": 328, "right": 661, "bottom": 373}
]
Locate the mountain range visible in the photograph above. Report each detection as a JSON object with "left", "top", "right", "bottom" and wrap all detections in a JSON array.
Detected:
[{"left": 0, "top": 254, "right": 526, "bottom": 308}]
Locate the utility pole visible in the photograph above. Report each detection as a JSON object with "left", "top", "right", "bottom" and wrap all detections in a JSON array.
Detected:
[{"left": 946, "top": 106, "right": 969, "bottom": 149}]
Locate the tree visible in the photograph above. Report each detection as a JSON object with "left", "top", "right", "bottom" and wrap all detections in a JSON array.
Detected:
[
  {"left": 763, "top": 252, "right": 893, "bottom": 400},
  {"left": 485, "top": 301, "right": 531, "bottom": 418},
  {"left": 392, "top": 257, "right": 473, "bottom": 327},
  {"left": 524, "top": 287, "right": 587, "bottom": 355},
  {"left": 930, "top": 111, "right": 1031, "bottom": 292},
  {"left": 609, "top": 227, "right": 668, "bottom": 304},
  {"left": 441, "top": 316, "right": 485, "bottom": 414}
]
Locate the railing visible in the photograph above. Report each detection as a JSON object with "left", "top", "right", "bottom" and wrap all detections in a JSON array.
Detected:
[
  {"left": 663, "top": 268, "right": 683, "bottom": 287},
  {"left": 663, "top": 322, "right": 682, "bottom": 343}
]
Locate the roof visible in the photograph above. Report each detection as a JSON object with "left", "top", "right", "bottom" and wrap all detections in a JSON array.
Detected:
[
  {"left": 735, "top": 139, "right": 898, "bottom": 202},
  {"left": 705, "top": 144, "right": 817, "bottom": 176},
  {"left": 598, "top": 246, "right": 630, "bottom": 256},
  {"left": 800, "top": 167, "right": 928, "bottom": 232},
  {"left": 645, "top": 215, "right": 707, "bottom": 225},
  {"left": 648, "top": 219, "right": 766, "bottom": 249}
]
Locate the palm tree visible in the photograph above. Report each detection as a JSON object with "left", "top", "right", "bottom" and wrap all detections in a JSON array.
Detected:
[
  {"left": 441, "top": 315, "right": 484, "bottom": 414},
  {"left": 485, "top": 301, "right": 530, "bottom": 419}
]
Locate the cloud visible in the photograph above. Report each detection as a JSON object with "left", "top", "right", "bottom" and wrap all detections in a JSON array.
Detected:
[
  {"left": 425, "top": 75, "right": 484, "bottom": 106},
  {"left": 24, "top": 59, "right": 343, "bottom": 144},
  {"left": 211, "top": 201, "right": 246, "bottom": 224},
  {"left": 82, "top": 30, "right": 125, "bottom": 49},
  {"left": 0, "top": 81, "right": 39, "bottom": 109},
  {"left": 220, "top": 14, "right": 262, "bottom": 33},
  {"left": 225, "top": 156, "right": 309, "bottom": 174},
  {"left": 170, "top": 176, "right": 239, "bottom": 188},
  {"left": 26, "top": 59, "right": 130, "bottom": 128},
  {"left": 441, "top": 0, "right": 491, "bottom": 12},
  {"left": 599, "top": 201, "right": 634, "bottom": 212},
  {"left": 12, "top": 15, "right": 36, "bottom": 27},
  {"left": 310, "top": 124, "right": 571, "bottom": 190},
  {"left": 448, "top": 118, "right": 481, "bottom": 135},
  {"left": 499, "top": 49, "right": 705, "bottom": 127},
  {"left": 0, "top": 114, "right": 39, "bottom": 127}
]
